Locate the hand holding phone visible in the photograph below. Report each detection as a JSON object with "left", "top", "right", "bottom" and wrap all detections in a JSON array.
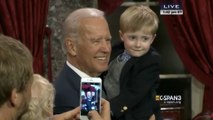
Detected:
[
  {"left": 87, "top": 98, "right": 111, "bottom": 120},
  {"left": 80, "top": 77, "right": 102, "bottom": 120}
]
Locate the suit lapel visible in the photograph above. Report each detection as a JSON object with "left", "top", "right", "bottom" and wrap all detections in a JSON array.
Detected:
[
  {"left": 120, "top": 58, "right": 138, "bottom": 87},
  {"left": 64, "top": 63, "right": 81, "bottom": 92}
]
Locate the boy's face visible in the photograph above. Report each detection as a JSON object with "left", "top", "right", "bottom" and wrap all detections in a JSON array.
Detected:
[{"left": 120, "top": 30, "right": 155, "bottom": 57}]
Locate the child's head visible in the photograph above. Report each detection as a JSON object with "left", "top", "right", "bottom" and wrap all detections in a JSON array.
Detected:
[
  {"left": 20, "top": 74, "right": 55, "bottom": 120},
  {"left": 119, "top": 4, "right": 159, "bottom": 57},
  {"left": 120, "top": 4, "right": 159, "bottom": 35}
]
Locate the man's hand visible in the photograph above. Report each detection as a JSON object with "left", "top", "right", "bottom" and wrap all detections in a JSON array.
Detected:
[
  {"left": 52, "top": 107, "right": 80, "bottom": 120},
  {"left": 88, "top": 98, "right": 111, "bottom": 120}
]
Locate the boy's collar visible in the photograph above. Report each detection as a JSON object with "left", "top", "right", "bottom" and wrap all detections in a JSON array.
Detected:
[{"left": 118, "top": 50, "right": 131, "bottom": 62}]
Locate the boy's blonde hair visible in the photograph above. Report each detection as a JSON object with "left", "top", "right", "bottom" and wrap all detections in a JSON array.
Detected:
[
  {"left": 20, "top": 74, "right": 55, "bottom": 120},
  {"left": 120, "top": 4, "right": 159, "bottom": 34}
]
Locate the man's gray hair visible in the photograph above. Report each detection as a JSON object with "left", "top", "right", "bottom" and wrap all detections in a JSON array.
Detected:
[{"left": 62, "top": 8, "right": 105, "bottom": 53}]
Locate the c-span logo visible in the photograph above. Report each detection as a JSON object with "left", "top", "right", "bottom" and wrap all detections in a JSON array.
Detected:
[
  {"left": 160, "top": 3, "right": 183, "bottom": 15},
  {"left": 156, "top": 95, "right": 182, "bottom": 104}
]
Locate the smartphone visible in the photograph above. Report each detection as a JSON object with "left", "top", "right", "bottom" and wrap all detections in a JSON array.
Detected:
[{"left": 80, "top": 77, "right": 102, "bottom": 120}]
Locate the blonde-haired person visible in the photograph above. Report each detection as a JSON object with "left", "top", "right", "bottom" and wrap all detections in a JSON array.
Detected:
[
  {"left": 20, "top": 74, "right": 55, "bottom": 120},
  {"left": 103, "top": 4, "right": 162, "bottom": 120},
  {"left": 20, "top": 74, "right": 81, "bottom": 120},
  {"left": 20, "top": 74, "right": 111, "bottom": 120}
]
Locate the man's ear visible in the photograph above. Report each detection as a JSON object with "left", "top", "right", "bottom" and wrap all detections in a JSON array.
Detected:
[
  {"left": 119, "top": 30, "right": 124, "bottom": 42},
  {"left": 9, "top": 89, "right": 19, "bottom": 107},
  {"left": 65, "top": 38, "right": 77, "bottom": 56}
]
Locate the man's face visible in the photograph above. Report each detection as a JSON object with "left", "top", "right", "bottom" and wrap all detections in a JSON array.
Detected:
[
  {"left": 86, "top": 91, "right": 92, "bottom": 99},
  {"left": 73, "top": 17, "right": 112, "bottom": 76}
]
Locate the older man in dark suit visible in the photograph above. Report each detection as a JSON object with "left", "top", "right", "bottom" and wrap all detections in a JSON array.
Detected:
[{"left": 53, "top": 8, "right": 112, "bottom": 114}]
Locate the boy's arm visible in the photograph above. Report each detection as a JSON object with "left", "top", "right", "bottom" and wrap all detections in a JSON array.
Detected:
[{"left": 110, "top": 54, "right": 160, "bottom": 118}]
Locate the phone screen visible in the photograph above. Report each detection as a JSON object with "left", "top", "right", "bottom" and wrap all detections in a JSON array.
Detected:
[{"left": 80, "top": 78, "right": 102, "bottom": 115}]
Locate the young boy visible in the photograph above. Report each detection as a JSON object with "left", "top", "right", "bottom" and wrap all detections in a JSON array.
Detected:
[{"left": 103, "top": 4, "right": 162, "bottom": 120}]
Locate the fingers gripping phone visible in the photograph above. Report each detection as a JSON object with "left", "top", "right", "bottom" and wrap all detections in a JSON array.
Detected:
[{"left": 80, "top": 77, "right": 102, "bottom": 120}]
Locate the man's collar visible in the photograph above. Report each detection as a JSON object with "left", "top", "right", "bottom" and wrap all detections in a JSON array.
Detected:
[{"left": 66, "top": 61, "right": 90, "bottom": 78}]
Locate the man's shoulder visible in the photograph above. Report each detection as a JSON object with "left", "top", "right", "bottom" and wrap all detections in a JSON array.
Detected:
[{"left": 53, "top": 63, "right": 81, "bottom": 85}]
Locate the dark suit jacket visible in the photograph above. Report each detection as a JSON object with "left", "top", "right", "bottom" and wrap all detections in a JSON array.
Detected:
[
  {"left": 104, "top": 43, "right": 162, "bottom": 120},
  {"left": 53, "top": 63, "right": 81, "bottom": 114}
]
